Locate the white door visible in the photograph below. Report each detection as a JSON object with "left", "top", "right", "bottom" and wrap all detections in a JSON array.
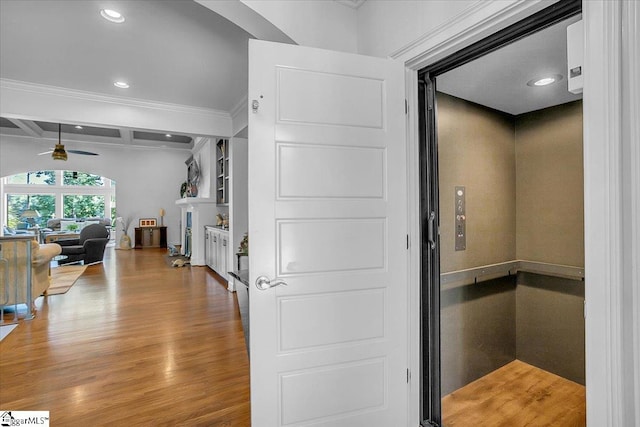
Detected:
[{"left": 249, "top": 40, "right": 408, "bottom": 426}]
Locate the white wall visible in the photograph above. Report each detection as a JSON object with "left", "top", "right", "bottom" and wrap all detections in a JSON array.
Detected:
[
  {"left": 357, "top": 0, "right": 476, "bottom": 57},
  {"left": 0, "top": 134, "right": 189, "bottom": 245},
  {"left": 241, "top": 0, "right": 358, "bottom": 53}
]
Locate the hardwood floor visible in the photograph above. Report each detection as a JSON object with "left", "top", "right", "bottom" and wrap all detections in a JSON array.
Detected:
[
  {"left": 442, "top": 359, "right": 586, "bottom": 427},
  {"left": 0, "top": 247, "right": 250, "bottom": 426}
]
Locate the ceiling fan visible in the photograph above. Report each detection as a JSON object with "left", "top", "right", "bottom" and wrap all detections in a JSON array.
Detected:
[{"left": 38, "top": 123, "right": 99, "bottom": 160}]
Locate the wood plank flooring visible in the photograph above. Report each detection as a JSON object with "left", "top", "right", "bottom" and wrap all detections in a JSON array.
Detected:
[
  {"left": 0, "top": 247, "right": 250, "bottom": 426},
  {"left": 442, "top": 359, "right": 586, "bottom": 427}
]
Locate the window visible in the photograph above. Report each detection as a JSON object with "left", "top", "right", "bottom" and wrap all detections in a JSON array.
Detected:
[
  {"left": 2, "top": 171, "right": 116, "bottom": 228},
  {"left": 6, "top": 194, "right": 55, "bottom": 228},
  {"left": 6, "top": 171, "right": 56, "bottom": 185},
  {"left": 63, "top": 195, "right": 106, "bottom": 218},
  {"left": 63, "top": 171, "right": 104, "bottom": 186}
]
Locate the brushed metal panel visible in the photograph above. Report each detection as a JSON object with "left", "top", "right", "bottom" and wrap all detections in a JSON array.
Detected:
[
  {"left": 277, "top": 219, "right": 386, "bottom": 275},
  {"left": 278, "top": 289, "right": 385, "bottom": 352},
  {"left": 455, "top": 185, "right": 466, "bottom": 251},
  {"left": 277, "top": 143, "right": 385, "bottom": 199},
  {"left": 277, "top": 67, "right": 384, "bottom": 128},
  {"left": 280, "top": 358, "right": 386, "bottom": 425}
]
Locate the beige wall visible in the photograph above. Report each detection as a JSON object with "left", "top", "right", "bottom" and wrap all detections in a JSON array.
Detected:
[
  {"left": 515, "top": 101, "right": 584, "bottom": 267},
  {"left": 438, "top": 94, "right": 584, "bottom": 272},
  {"left": 437, "top": 92, "right": 516, "bottom": 273}
]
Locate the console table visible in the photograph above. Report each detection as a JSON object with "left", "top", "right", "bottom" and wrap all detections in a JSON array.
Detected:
[{"left": 134, "top": 226, "right": 167, "bottom": 249}]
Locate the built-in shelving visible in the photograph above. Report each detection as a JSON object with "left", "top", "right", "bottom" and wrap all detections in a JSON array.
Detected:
[{"left": 216, "top": 138, "right": 229, "bottom": 206}]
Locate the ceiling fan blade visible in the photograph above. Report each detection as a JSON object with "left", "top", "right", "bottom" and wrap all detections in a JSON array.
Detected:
[
  {"left": 67, "top": 149, "right": 99, "bottom": 156},
  {"left": 38, "top": 150, "right": 54, "bottom": 155}
]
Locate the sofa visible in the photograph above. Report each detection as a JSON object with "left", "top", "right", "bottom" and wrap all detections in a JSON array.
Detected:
[
  {"left": 0, "top": 236, "right": 62, "bottom": 318},
  {"left": 44, "top": 217, "right": 112, "bottom": 232}
]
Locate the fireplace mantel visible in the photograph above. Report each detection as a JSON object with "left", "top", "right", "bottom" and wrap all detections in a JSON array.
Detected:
[{"left": 176, "top": 197, "right": 216, "bottom": 207}]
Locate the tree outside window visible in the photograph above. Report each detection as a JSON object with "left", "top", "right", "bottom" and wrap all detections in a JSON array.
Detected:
[
  {"left": 63, "top": 171, "right": 104, "bottom": 186},
  {"left": 63, "top": 195, "right": 105, "bottom": 218},
  {"left": 6, "top": 194, "right": 55, "bottom": 228},
  {"left": 3, "top": 171, "right": 114, "bottom": 227},
  {"left": 7, "top": 171, "right": 56, "bottom": 185}
]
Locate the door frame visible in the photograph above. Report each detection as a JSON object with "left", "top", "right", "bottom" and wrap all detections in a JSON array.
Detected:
[
  {"left": 398, "top": 0, "right": 638, "bottom": 425},
  {"left": 416, "top": 1, "right": 580, "bottom": 424}
]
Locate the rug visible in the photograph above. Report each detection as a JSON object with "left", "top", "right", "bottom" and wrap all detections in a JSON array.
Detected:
[
  {"left": 46, "top": 265, "right": 87, "bottom": 295},
  {"left": 0, "top": 324, "right": 18, "bottom": 342}
]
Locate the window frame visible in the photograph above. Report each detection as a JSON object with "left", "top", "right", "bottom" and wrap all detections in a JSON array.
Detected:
[{"left": 2, "top": 170, "right": 116, "bottom": 226}]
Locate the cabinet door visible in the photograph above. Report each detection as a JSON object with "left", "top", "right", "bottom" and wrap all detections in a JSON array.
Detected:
[
  {"left": 220, "top": 234, "right": 228, "bottom": 278},
  {"left": 150, "top": 228, "right": 161, "bottom": 247},
  {"left": 142, "top": 228, "right": 152, "bottom": 247},
  {"left": 211, "top": 230, "right": 218, "bottom": 270},
  {"left": 205, "top": 229, "right": 212, "bottom": 268},
  {"left": 215, "top": 231, "right": 223, "bottom": 274}
]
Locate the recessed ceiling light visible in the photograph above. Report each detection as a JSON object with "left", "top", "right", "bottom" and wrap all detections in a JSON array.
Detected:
[
  {"left": 114, "top": 81, "right": 130, "bottom": 89},
  {"left": 527, "top": 74, "right": 563, "bottom": 87},
  {"left": 100, "top": 9, "right": 125, "bottom": 24},
  {"left": 75, "top": 125, "right": 83, "bottom": 130},
  {"left": 165, "top": 134, "right": 172, "bottom": 138}
]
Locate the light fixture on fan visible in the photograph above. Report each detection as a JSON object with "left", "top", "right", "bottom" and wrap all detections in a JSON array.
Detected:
[{"left": 52, "top": 123, "right": 68, "bottom": 161}]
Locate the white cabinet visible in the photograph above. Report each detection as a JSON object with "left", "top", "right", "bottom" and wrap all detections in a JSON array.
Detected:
[{"left": 205, "top": 226, "right": 229, "bottom": 280}]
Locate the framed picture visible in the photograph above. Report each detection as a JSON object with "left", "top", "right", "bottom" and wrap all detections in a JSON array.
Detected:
[{"left": 139, "top": 218, "right": 157, "bottom": 227}]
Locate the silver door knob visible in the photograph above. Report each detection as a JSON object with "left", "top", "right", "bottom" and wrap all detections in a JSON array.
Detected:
[{"left": 256, "top": 275, "right": 288, "bottom": 290}]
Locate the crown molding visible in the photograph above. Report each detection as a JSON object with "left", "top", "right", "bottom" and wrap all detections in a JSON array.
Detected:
[
  {"left": 0, "top": 128, "right": 192, "bottom": 152},
  {"left": 192, "top": 136, "right": 210, "bottom": 153},
  {"left": 0, "top": 78, "right": 230, "bottom": 119},
  {"left": 393, "top": 0, "right": 554, "bottom": 67}
]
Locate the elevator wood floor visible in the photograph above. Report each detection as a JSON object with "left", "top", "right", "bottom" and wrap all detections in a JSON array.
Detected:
[
  {"left": 442, "top": 359, "right": 585, "bottom": 427},
  {"left": 0, "top": 247, "right": 250, "bottom": 426}
]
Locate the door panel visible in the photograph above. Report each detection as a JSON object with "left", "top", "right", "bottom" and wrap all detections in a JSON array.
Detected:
[
  {"left": 277, "top": 144, "right": 385, "bottom": 199},
  {"left": 277, "top": 68, "right": 384, "bottom": 128},
  {"left": 277, "top": 218, "right": 386, "bottom": 275},
  {"left": 249, "top": 40, "right": 407, "bottom": 426},
  {"left": 278, "top": 288, "right": 385, "bottom": 351}
]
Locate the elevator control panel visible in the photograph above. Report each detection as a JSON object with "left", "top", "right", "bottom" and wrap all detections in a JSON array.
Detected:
[{"left": 455, "top": 186, "right": 466, "bottom": 251}]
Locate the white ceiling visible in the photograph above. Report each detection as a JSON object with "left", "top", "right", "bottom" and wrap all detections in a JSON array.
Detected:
[
  {"left": 437, "top": 14, "right": 583, "bottom": 115},
  {"left": 0, "top": 0, "right": 581, "bottom": 142},
  {"left": 0, "top": 0, "right": 252, "bottom": 111}
]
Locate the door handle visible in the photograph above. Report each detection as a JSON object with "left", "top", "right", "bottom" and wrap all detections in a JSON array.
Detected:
[
  {"left": 427, "top": 211, "right": 436, "bottom": 249},
  {"left": 256, "top": 275, "right": 288, "bottom": 290}
]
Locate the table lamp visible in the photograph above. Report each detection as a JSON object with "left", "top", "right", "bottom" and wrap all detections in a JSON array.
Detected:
[{"left": 20, "top": 209, "right": 41, "bottom": 228}]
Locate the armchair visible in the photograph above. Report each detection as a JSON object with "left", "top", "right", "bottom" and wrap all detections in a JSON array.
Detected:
[
  {"left": 0, "top": 237, "right": 62, "bottom": 319},
  {"left": 57, "top": 224, "right": 109, "bottom": 265}
]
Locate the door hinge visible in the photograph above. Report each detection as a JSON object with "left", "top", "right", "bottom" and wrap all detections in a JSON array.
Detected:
[
  {"left": 405, "top": 99, "right": 408, "bottom": 114},
  {"left": 407, "top": 234, "right": 410, "bottom": 249}
]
